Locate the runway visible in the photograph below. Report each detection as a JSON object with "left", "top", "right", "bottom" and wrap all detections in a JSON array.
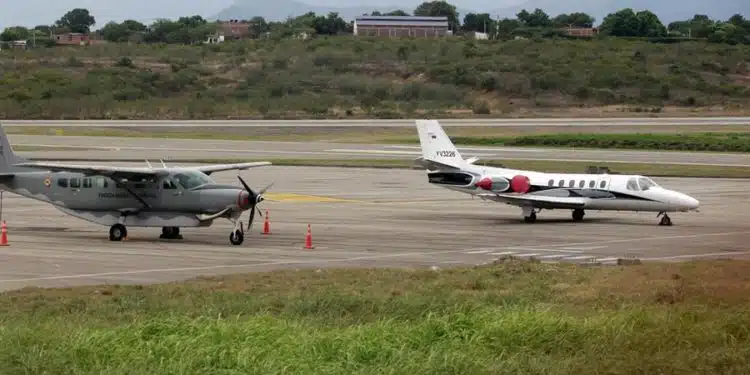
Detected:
[
  {"left": 3, "top": 117, "right": 750, "bottom": 127},
  {"left": 11, "top": 134, "right": 750, "bottom": 167},
  {"left": 0, "top": 165, "right": 749, "bottom": 291}
]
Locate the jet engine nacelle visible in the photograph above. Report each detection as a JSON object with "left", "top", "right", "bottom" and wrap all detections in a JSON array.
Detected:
[{"left": 474, "top": 175, "right": 511, "bottom": 192}]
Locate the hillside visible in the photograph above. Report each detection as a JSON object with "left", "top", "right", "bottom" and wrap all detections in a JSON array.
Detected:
[{"left": 1, "top": 37, "right": 749, "bottom": 120}]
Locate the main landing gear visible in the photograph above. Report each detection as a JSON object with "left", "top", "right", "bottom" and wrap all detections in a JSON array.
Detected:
[
  {"left": 109, "top": 223, "right": 127, "bottom": 241},
  {"left": 160, "top": 226, "right": 183, "bottom": 240},
  {"left": 522, "top": 208, "right": 586, "bottom": 223},
  {"left": 657, "top": 212, "right": 673, "bottom": 226}
]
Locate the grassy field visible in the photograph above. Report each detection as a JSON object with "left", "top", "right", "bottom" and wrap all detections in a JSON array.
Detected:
[
  {"left": 1, "top": 259, "right": 748, "bottom": 374},
  {"left": 1, "top": 37, "right": 749, "bottom": 119},
  {"left": 10, "top": 126, "right": 750, "bottom": 153}
]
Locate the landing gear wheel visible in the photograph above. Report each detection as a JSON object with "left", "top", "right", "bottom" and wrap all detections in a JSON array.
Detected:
[
  {"left": 524, "top": 212, "right": 537, "bottom": 223},
  {"left": 109, "top": 223, "right": 127, "bottom": 241},
  {"left": 160, "top": 226, "right": 183, "bottom": 240},
  {"left": 658, "top": 214, "right": 672, "bottom": 226},
  {"left": 229, "top": 230, "right": 244, "bottom": 245},
  {"left": 572, "top": 209, "right": 585, "bottom": 221}
]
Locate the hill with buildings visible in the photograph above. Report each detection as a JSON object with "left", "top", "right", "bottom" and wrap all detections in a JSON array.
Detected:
[{"left": 1, "top": 36, "right": 748, "bottom": 120}]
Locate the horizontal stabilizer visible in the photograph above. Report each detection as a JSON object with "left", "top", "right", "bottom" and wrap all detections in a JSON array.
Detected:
[{"left": 412, "top": 157, "right": 461, "bottom": 171}]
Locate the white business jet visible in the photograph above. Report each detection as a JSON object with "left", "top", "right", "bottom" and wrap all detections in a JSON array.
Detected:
[{"left": 414, "top": 120, "right": 700, "bottom": 226}]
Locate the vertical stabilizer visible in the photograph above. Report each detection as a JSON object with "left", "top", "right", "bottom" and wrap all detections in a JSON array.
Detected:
[
  {"left": 415, "top": 120, "right": 466, "bottom": 169},
  {"left": 0, "top": 122, "right": 27, "bottom": 173}
]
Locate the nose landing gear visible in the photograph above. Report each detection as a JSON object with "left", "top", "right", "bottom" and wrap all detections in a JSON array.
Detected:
[{"left": 657, "top": 212, "right": 673, "bottom": 226}]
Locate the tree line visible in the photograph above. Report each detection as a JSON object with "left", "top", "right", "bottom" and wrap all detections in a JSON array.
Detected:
[{"left": 1, "top": 2, "right": 748, "bottom": 46}]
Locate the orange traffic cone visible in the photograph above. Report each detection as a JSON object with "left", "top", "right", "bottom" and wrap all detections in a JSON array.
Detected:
[
  {"left": 262, "top": 210, "right": 271, "bottom": 235},
  {"left": 0, "top": 221, "right": 9, "bottom": 246},
  {"left": 304, "top": 224, "right": 314, "bottom": 249}
]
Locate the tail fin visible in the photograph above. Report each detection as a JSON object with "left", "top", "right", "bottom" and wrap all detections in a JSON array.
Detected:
[
  {"left": 415, "top": 119, "right": 466, "bottom": 169},
  {"left": 0, "top": 122, "right": 26, "bottom": 173}
]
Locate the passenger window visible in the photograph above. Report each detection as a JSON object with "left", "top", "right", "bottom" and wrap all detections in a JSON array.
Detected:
[
  {"left": 568, "top": 180, "right": 575, "bottom": 187},
  {"left": 95, "top": 177, "right": 108, "bottom": 188},
  {"left": 558, "top": 180, "right": 564, "bottom": 187},
  {"left": 70, "top": 178, "right": 80, "bottom": 188},
  {"left": 578, "top": 180, "right": 585, "bottom": 188},
  {"left": 589, "top": 180, "right": 595, "bottom": 188},
  {"left": 599, "top": 180, "right": 606, "bottom": 188},
  {"left": 83, "top": 178, "right": 92, "bottom": 188},
  {"left": 548, "top": 179, "right": 554, "bottom": 186},
  {"left": 57, "top": 178, "right": 68, "bottom": 188}
]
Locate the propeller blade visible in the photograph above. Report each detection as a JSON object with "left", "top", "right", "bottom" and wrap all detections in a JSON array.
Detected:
[
  {"left": 259, "top": 182, "right": 275, "bottom": 194},
  {"left": 248, "top": 205, "right": 255, "bottom": 230},
  {"left": 237, "top": 176, "right": 255, "bottom": 196}
]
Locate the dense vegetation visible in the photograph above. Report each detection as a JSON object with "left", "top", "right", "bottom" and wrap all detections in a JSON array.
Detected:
[
  {"left": 449, "top": 132, "right": 750, "bottom": 152},
  {"left": 1, "top": 37, "right": 749, "bottom": 119},
  {"left": 1, "top": 259, "right": 748, "bottom": 374}
]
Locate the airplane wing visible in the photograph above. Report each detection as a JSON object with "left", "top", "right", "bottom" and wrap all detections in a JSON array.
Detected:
[
  {"left": 476, "top": 192, "right": 588, "bottom": 209},
  {"left": 13, "top": 161, "right": 272, "bottom": 180},
  {"left": 194, "top": 162, "right": 272, "bottom": 175},
  {"left": 13, "top": 162, "right": 167, "bottom": 179}
]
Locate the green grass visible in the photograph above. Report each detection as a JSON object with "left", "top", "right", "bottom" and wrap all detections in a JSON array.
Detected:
[
  {"left": 1, "top": 37, "right": 749, "bottom": 119},
  {"left": 10, "top": 126, "right": 750, "bottom": 153},
  {"left": 1, "top": 259, "right": 749, "bottom": 374}
]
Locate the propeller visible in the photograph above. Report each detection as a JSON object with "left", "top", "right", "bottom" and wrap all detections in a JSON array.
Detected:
[{"left": 237, "top": 175, "right": 274, "bottom": 232}]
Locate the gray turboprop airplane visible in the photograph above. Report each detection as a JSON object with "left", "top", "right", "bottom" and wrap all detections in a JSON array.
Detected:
[{"left": 0, "top": 123, "right": 272, "bottom": 245}]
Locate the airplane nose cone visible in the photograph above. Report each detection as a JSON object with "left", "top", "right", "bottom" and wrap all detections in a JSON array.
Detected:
[{"left": 678, "top": 193, "right": 700, "bottom": 210}]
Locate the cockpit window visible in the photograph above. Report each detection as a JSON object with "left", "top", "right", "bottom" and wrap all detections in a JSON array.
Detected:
[
  {"left": 173, "top": 170, "right": 214, "bottom": 189},
  {"left": 638, "top": 177, "right": 658, "bottom": 191},
  {"left": 626, "top": 177, "right": 639, "bottom": 191}
]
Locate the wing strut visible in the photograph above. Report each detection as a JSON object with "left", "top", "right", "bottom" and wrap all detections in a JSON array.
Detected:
[{"left": 118, "top": 180, "right": 151, "bottom": 209}]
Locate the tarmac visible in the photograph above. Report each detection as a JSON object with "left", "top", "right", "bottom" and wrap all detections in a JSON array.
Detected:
[
  {"left": 0, "top": 164, "right": 749, "bottom": 291},
  {"left": 11, "top": 135, "right": 750, "bottom": 167}
]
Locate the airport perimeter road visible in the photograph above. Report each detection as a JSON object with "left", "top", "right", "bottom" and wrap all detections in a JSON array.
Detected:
[
  {"left": 3, "top": 117, "right": 750, "bottom": 127},
  {"left": 10, "top": 135, "right": 750, "bottom": 167}
]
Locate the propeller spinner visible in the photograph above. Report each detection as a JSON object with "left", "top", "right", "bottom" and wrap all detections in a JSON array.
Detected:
[{"left": 237, "top": 176, "right": 274, "bottom": 231}]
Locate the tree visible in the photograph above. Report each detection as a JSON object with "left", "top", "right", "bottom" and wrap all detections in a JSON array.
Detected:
[
  {"left": 248, "top": 16, "right": 269, "bottom": 38},
  {"left": 635, "top": 10, "right": 667, "bottom": 37},
  {"left": 0, "top": 26, "right": 29, "bottom": 41},
  {"left": 463, "top": 13, "right": 493, "bottom": 33},
  {"left": 495, "top": 18, "right": 522, "bottom": 39},
  {"left": 667, "top": 14, "right": 715, "bottom": 38},
  {"left": 414, "top": 1, "right": 459, "bottom": 30},
  {"left": 599, "top": 8, "right": 641, "bottom": 37},
  {"left": 516, "top": 8, "right": 551, "bottom": 28},
  {"left": 386, "top": 10, "right": 409, "bottom": 16},
  {"left": 55, "top": 8, "right": 96, "bottom": 33},
  {"left": 100, "top": 20, "right": 146, "bottom": 42},
  {"left": 311, "top": 12, "right": 350, "bottom": 35},
  {"left": 552, "top": 12, "right": 595, "bottom": 28}
]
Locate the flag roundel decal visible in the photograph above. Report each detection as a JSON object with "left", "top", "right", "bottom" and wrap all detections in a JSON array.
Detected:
[{"left": 44, "top": 177, "right": 51, "bottom": 187}]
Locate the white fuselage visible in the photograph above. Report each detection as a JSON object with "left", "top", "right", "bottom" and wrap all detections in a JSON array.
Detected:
[{"left": 430, "top": 163, "right": 700, "bottom": 213}]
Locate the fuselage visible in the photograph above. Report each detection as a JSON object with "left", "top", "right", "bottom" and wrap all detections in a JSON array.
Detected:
[
  {"left": 0, "top": 169, "right": 249, "bottom": 215},
  {"left": 427, "top": 163, "right": 700, "bottom": 213}
]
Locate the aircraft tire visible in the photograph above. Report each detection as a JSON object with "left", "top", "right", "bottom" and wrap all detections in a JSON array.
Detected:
[
  {"left": 523, "top": 212, "right": 536, "bottom": 223},
  {"left": 109, "top": 224, "right": 127, "bottom": 241},
  {"left": 572, "top": 209, "right": 585, "bottom": 221},
  {"left": 229, "top": 230, "right": 244, "bottom": 246}
]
